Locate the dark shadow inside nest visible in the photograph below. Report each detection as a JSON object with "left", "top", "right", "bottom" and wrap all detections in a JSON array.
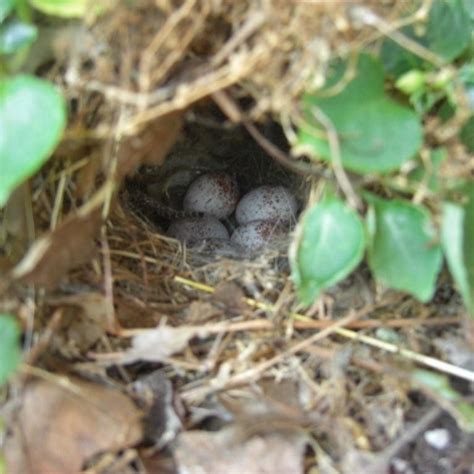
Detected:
[{"left": 123, "top": 106, "right": 306, "bottom": 261}]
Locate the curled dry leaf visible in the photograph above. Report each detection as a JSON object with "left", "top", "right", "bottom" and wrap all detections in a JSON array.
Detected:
[
  {"left": 122, "top": 325, "right": 198, "bottom": 364},
  {"left": 48, "top": 292, "right": 114, "bottom": 332},
  {"left": 210, "top": 281, "right": 248, "bottom": 315},
  {"left": 2, "top": 185, "right": 31, "bottom": 263},
  {"left": 186, "top": 301, "right": 221, "bottom": 324},
  {"left": 4, "top": 378, "right": 143, "bottom": 474},
  {"left": 10, "top": 206, "right": 102, "bottom": 288},
  {"left": 47, "top": 293, "right": 114, "bottom": 356},
  {"left": 116, "top": 111, "right": 184, "bottom": 180}
]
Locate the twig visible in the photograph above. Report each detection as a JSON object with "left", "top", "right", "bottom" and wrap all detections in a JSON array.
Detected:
[
  {"left": 310, "top": 106, "right": 362, "bottom": 210},
  {"left": 174, "top": 275, "right": 474, "bottom": 384},
  {"left": 349, "top": 2, "right": 443, "bottom": 67}
]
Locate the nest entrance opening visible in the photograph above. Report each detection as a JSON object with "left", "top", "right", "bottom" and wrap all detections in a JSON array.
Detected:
[{"left": 125, "top": 109, "right": 304, "bottom": 260}]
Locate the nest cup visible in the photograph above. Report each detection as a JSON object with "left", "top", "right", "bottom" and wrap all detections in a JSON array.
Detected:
[{"left": 124, "top": 110, "right": 306, "bottom": 261}]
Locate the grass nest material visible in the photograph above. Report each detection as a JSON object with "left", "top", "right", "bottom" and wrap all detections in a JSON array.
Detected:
[{"left": 2, "top": 1, "right": 473, "bottom": 473}]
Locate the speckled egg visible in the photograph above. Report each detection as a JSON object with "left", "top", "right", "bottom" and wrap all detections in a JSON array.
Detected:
[
  {"left": 167, "top": 216, "right": 229, "bottom": 244},
  {"left": 231, "top": 220, "right": 284, "bottom": 253},
  {"left": 198, "top": 238, "right": 243, "bottom": 258},
  {"left": 183, "top": 172, "right": 239, "bottom": 219},
  {"left": 235, "top": 185, "right": 298, "bottom": 225}
]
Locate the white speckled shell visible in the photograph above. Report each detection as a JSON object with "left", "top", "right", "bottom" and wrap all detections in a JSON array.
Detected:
[
  {"left": 167, "top": 216, "right": 229, "bottom": 244},
  {"left": 231, "top": 220, "right": 283, "bottom": 253},
  {"left": 235, "top": 186, "right": 297, "bottom": 225},
  {"left": 183, "top": 172, "right": 239, "bottom": 219}
]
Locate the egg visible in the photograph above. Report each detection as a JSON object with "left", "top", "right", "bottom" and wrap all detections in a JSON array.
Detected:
[
  {"left": 235, "top": 185, "right": 298, "bottom": 225},
  {"left": 183, "top": 172, "right": 239, "bottom": 219},
  {"left": 198, "top": 238, "right": 243, "bottom": 258},
  {"left": 167, "top": 216, "right": 229, "bottom": 244},
  {"left": 231, "top": 220, "right": 285, "bottom": 253}
]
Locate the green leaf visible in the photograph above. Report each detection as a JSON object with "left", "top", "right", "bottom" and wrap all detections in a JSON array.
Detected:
[
  {"left": 296, "top": 54, "right": 423, "bottom": 174},
  {"left": 462, "top": 0, "right": 474, "bottom": 18},
  {"left": 463, "top": 183, "right": 474, "bottom": 314},
  {"left": 0, "top": 75, "right": 66, "bottom": 207},
  {"left": 291, "top": 195, "right": 365, "bottom": 306},
  {"left": 460, "top": 116, "right": 474, "bottom": 152},
  {"left": 412, "top": 369, "right": 474, "bottom": 432},
  {"left": 366, "top": 196, "right": 443, "bottom": 301},
  {"left": 0, "top": 314, "right": 20, "bottom": 386},
  {"left": 0, "top": 0, "right": 15, "bottom": 22},
  {"left": 0, "top": 20, "right": 37, "bottom": 55},
  {"left": 463, "top": 0, "right": 474, "bottom": 17},
  {"left": 408, "top": 148, "right": 446, "bottom": 193},
  {"left": 380, "top": 26, "right": 426, "bottom": 78},
  {"left": 442, "top": 202, "right": 473, "bottom": 315},
  {"left": 427, "top": 0, "right": 471, "bottom": 61},
  {"left": 29, "top": 0, "right": 87, "bottom": 17}
]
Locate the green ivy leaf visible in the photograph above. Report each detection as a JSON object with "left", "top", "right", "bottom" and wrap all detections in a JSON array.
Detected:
[
  {"left": 412, "top": 369, "right": 474, "bottom": 432},
  {"left": 460, "top": 116, "right": 474, "bottom": 152},
  {"left": 0, "top": 314, "right": 20, "bottom": 386},
  {"left": 463, "top": 183, "right": 474, "bottom": 314},
  {"left": 463, "top": 0, "right": 474, "bottom": 18},
  {"left": 296, "top": 54, "right": 422, "bottom": 174},
  {"left": 366, "top": 196, "right": 443, "bottom": 301},
  {"left": 427, "top": 0, "right": 471, "bottom": 61},
  {"left": 29, "top": 0, "right": 87, "bottom": 17},
  {"left": 291, "top": 195, "right": 365, "bottom": 306},
  {"left": 0, "top": 20, "right": 37, "bottom": 55},
  {"left": 442, "top": 202, "right": 473, "bottom": 316},
  {"left": 0, "top": 0, "right": 15, "bottom": 22},
  {"left": 380, "top": 26, "right": 426, "bottom": 78},
  {"left": 408, "top": 148, "right": 446, "bottom": 193},
  {"left": 0, "top": 75, "right": 66, "bottom": 207}
]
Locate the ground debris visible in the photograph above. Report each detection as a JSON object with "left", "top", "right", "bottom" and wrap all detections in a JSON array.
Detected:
[{"left": 4, "top": 378, "right": 143, "bottom": 474}]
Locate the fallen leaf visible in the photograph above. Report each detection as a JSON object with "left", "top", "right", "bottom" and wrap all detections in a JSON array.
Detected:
[
  {"left": 4, "top": 377, "right": 143, "bottom": 474},
  {"left": 174, "top": 426, "right": 306, "bottom": 474},
  {"left": 211, "top": 282, "right": 248, "bottom": 315},
  {"left": 10, "top": 206, "right": 102, "bottom": 288},
  {"left": 116, "top": 111, "right": 184, "bottom": 180},
  {"left": 48, "top": 292, "right": 114, "bottom": 333},
  {"left": 2, "top": 185, "right": 31, "bottom": 263},
  {"left": 122, "top": 325, "right": 196, "bottom": 364},
  {"left": 49, "top": 292, "right": 108, "bottom": 320},
  {"left": 186, "top": 301, "right": 220, "bottom": 324},
  {"left": 75, "top": 156, "right": 103, "bottom": 201},
  {"left": 46, "top": 300, "right": 107, "bottom": 358},
  {"left": 220, "top": 379, "right": 305, "bottom": 421}
]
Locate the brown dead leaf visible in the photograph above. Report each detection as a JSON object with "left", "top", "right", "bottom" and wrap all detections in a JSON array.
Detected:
[
  {"left": 220, "top": 379, "right": 305, "bottom": 420},
  {"left": 210, "top": 281, "right": 248, "bottom": 315},
  {"left": 139, "top": 450, "right": 176, "bottom": 474},
  {"left": 2, "top": 185, "right": 32, "bottom": 263},
  {"left": 186, "top": 301, "right": 220, "bottom": 324},
  {"left": 41, "top": 292, "right": 117, "bottom": 359},
  {"left": 75, "top": 155, "right": 104, "bottom": 201},
  {"left": 174, "top": 426, "right": 306, "bottom": 474},
  {"left": 49, "top": 292, "right": 113, "bottom": 332},
  {"left": 122, "top": 325, "right": 196, "bottom": 364},
  {"left": 10, "top": 206, "right": 102, "bottom": 288},
  {"left": 4, "top": 377, "right": 143, "bottom": 474},
  {"left": 116, "top": 111, "right": 184, "bottom": 180}
]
